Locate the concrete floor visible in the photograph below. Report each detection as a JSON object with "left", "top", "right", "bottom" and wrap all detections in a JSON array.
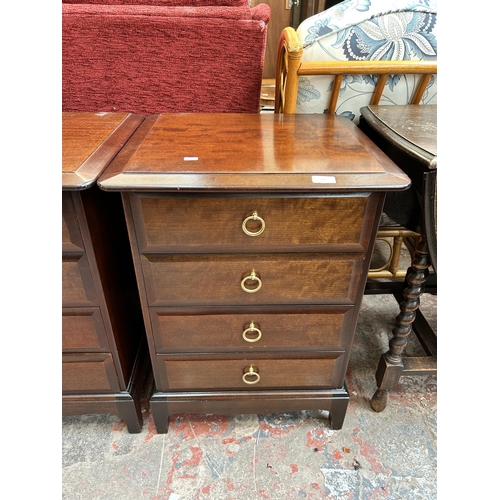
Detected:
[{"left": 62, "top": 287, "right": 437, "bottom": 500}]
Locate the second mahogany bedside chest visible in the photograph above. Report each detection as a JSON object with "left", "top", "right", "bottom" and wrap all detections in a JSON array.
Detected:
[
  {"left": 98, "top": 113, "right": 410, "bottom": 433},
  {"left": 62, "top": 112, "right": 149, "bottom": 433}
]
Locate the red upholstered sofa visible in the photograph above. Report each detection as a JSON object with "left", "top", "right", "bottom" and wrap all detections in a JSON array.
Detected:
[
  {"left": 63, "top": 0, "right": 250, "bottom": 5},
  {"left": 62, "top": 0, "right": 271, "bottom": 113}
]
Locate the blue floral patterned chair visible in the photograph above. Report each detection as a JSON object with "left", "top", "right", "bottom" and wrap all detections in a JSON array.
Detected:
[{"left": 276, "top": 0, "right": 437, "bottom": 124}]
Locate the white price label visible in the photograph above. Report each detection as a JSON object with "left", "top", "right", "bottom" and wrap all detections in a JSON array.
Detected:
[{"left": 312, "top": 175, "right": 337, "bottom": 184}]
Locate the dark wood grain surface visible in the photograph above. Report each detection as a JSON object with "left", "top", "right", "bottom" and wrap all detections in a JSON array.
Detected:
[
  {"left": 141, "top": 253, "right": 363, "bottom": 306},
  {"left": 104, "top": 112, "right": 411, "bottom": 432},
  {"left": 361, "top": 105, "right": 437, "bottom": 168},
  {"left": 98, "top": 114, "right": 411, "bottom": 192},
  {"left": 358, "top": 104, "right": 437, "bottom": 413},
  {"left": 62, "top": 112, "right": 144, "bottom": 190},
  {"left": 62, "top": 112, "right": 149, "bottom": 432},
  {"left": 161, "top": 358, "right": 339, "bottom": 391},
  {"left": 131, "top": 193, "right": 371, "bottom": 253},
  {"left": 150, "top": 305, "right": 353, "bottom": 353}
]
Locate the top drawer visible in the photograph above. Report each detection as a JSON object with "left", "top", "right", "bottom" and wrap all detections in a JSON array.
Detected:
[
  {"left": 62, "top": 192, "right": 84, "bottom": 253},
  {"left": 129, "top": 194, "right": 375, "bottom": 253}
]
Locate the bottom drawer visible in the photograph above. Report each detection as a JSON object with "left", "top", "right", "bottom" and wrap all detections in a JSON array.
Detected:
[
  {"left": 159, "top": 357, "right": 341, "bottom": 391},
  {"left": 62, "top": 354, "right": 120, "bottom": 394}
]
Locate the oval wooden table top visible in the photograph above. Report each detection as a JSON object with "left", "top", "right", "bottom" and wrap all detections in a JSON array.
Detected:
[{"left": 360, "top": 105, "right": 437, "bottom": 170}]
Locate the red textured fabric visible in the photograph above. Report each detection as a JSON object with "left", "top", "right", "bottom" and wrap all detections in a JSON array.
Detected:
[
  {"left": 62, "top": 4, "right": 270, "bottom": 114},
  {"left": 62, "top": 0, "right": 249, "bottom": 7},
  {"left": 62, "top": 4, "right": 253, "bottom": 19},
  {"left": 250, "top": 3, "right": 269, "bottom": 23}
]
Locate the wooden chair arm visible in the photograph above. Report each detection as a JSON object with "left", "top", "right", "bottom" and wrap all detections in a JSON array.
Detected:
[
  {"left": 298, "top": 60, "right": 437, "bottom": 76},
  {"left": 274, "top": 27, "right": 303, "bottom": 114},
  {"left": 274, "top": 25, "right": 437, "bottom": 114}
]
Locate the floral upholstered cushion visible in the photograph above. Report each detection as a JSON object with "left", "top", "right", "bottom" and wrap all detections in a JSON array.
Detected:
[{"left": 295, "top": 0, "right": 437, "bottom": 122}]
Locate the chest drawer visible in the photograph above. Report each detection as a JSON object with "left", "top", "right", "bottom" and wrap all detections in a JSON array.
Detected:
[
  {"left": 62, "top": 353, "right": 120, "bottom": 394},
  {"left": 62, "top": 308, "right": 110, "bottom": 352},
  {"left": 142, "top": 253, "right": 364, "bottom": 306},
  {"left": 62, "top": 254, "right": 99, "bottom": 307},
  {"left": 158, "top": 357, "right": 340, "bottom": 391},
  {"left": 62, "top": 191, "right": 84, "bottom": 252},
  {"left": 131, "top": 194, "right": 373, "bottom": 253},
  {"left": 150, "top": 306, "right": 354, "bottom": 353}
]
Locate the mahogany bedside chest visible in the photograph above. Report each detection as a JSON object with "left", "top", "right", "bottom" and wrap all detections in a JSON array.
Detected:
[
  {"left": 98, "top": 113, "right": 410, "bottom": 433},
  {"left": 62, "top": 112, "right": 149, "bottom": 433}
]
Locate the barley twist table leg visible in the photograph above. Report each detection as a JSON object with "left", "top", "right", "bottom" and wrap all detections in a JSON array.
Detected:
[{"left": 371, "top": 239, "right": 430, "bottom": 412}]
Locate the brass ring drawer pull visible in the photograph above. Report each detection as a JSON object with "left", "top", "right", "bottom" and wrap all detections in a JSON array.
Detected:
[
  {"left": 242, "top": 211, "right": 265, "bottom": 236},
  {"left": 241, "top": 270, "right": 262, "bottom": 293},
  {"left": 242, "top": 365, "right": 260, "bottom": 385},
  {"left": 242, "top": 322, "right": 262, "bottom": 343}
]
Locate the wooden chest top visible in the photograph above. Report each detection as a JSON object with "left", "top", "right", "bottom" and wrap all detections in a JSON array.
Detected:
[
  {"left": 62, "top": 112, "right": 144, "bottom": 191},
  {"left": 98, "top": 113, "right": 410, "bottom": 193}
]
